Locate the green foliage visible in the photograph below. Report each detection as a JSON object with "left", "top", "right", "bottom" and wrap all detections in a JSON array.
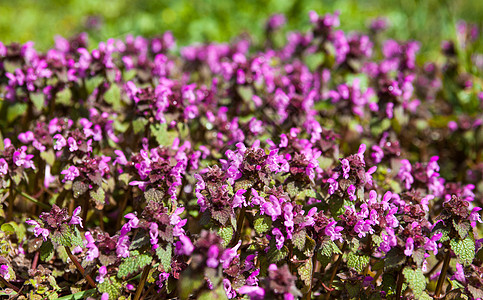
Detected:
[
  {"left": 254, "top": 215, "right": 272, "bottom": 235},
  {"left": 40, "top": 240, "right": 54, "bottom": 261},
  {"left": 218, "top": 226, "right": 234, "bottom": 246},
  {"left": 450, "top": 236, "right": 475, "bottom": 266},
  {"left": 402, "top": 267, "right": 426, "bottom": 297},
  {"left": 156, "top": 244, "right": 172, "bottom": 272},
  {"left": 298, "top": 259, "right": 312, "bottom": 286},
  {"left": 346, "top": 251, "right": 369, "bottom": 272},
  {"left": 97, "top": 276, "right": 123, "bottom": 300},
  {"left": 117, "top": 251, "right": 153, "bottom": 278},
  {"left": 50, "top": 225, "right": 83, "bottom": 248}
]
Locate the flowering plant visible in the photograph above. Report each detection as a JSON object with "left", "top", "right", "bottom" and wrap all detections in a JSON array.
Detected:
[{"left": 0, "top": 11, "right": 482, "bottom": 300}]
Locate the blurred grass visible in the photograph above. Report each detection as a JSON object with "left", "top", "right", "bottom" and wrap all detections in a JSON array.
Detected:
[{"left": 0, "top": 0, "right": 482, "bottom": 57}]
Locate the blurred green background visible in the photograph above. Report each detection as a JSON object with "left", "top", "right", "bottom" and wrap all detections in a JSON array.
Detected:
[{"left": 0, "top": 0, "right": 482, "bottom": 55}]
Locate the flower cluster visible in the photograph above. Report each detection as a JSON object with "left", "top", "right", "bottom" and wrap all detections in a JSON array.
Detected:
[{"left": 0, "top": 10, "right": 481, "bottom": 300}]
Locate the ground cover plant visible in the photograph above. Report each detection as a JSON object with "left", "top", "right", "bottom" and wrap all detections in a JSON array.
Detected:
[{"left": 0, "top": 10, "right": 482, "bottom": 300}]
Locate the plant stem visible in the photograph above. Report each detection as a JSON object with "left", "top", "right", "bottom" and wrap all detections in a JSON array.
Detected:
[
  {"left": 134, "top": 265, "right": 151, "bottom": 300},
  {"left": 435, "top": 250, "right": 451, "bottom": 298},
  {"left": 304, "top": 253, "right": 318, "bottom": 300},
  {"left": 324, "top": 242, "right": 347, "bottom": 300},
  {"left": 230, "top": 206, "right": 246, "bottom": 248},
  {"left": 16, "top": 189, "right": 51, "bottom": 210},
  {"left": 0, "top": 276, "right": 21, "bottom": 293},
  {"left": 396, "top": 269, "right": 404, "bottom": 299},
  {"left": 65, "top": 246, "right": 96, "bottom": 288}
]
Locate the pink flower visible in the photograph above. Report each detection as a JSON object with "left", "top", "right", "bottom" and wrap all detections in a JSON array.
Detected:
[
  {"left": 61, "top": 166, "right": 80, "bottom": 182},
  {"left": 96, "top": 266, "right": 107, "bottom": 283},
  {"left": 69, "top": 206, "right": 83, "bottom": 228},
  {"left": 176, "top": 235, "right": 194, "bottom": 256},
  {"left": 404, "top": 237, "right": 414, "bottom": 256}
]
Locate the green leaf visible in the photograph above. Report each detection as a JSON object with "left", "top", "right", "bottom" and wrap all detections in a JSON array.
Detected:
[
  {"left": 40, "top": 240, "right": 54, "bottom": 261},
  {"left": 254, "top": 215, "right": 272, "bottom": 235},
  {"left": 40, "top": 149, "right": 55, "bottom": 166},
  {"left": 97, "top": 276, "right": 123, "bottom": 300},
  {"left": 1, "top": 222, "right": 17, "bottom": 235},
  {"left": 452, "top": 220, "right": 471, "bottom": 239},
  {"left": 117, "top": 252, "right": 153, "bottom": 278},
  {"left": 150, "top": 123, "right": 178, "bottom": 147},
  {"left": 104, "top": 84, "right": 122, "bottom": 110},
  {"left": 298, "top": 259, "right": 312, "bottom": 286},
  {"left": 132, "top": 118, "right": 148, "bottom": 134},
  {"left": 402, "top": 267, "right": 426, "bottom": 297},
  {"left": 30, "top": 93, "right": 45, "bottom": 111},
  {"left": 55, "top": 289, "right": 96, "bottom": 300},
  {"left": 303, "top": 236, "right": 316, "bottom": 257},
  {"left": 346, "top": 252, "right": 369, "bottom": 272},
  {"left": 384, "top": 247, "right": 406, "bottom": 271},
  {"left": 382, "top": 273, "right": 397, "bottom": 296},
  {"left": 292, "top": 229, "right": 306, "bottom": 251},
  {"left": 129, "top": 230, "right": 149, "bottom": 250},
  {"left": 50, "top": 224, "right": 83, "bottom": 248},
  {"left": 236, "top": 86, "right": 253, "bottom": 102},
  {"left": 346, "top": 282, "right": 362, "bottom": 298},
  {"left": 7, "top": 103, "right": 28, "bottom": 123},
  {"left": 267, "top": 240, "right": 288, "bottom": 263},
  {"left": 56, "top": 88, "right": 72, "bottom": 106},
  {"left": 72, "top": 181, "right": 88, "bottom": 199},
  {"left": 156, "top": 244, "right": 172, "bottom": 272},
  {"left": 320, "top": 240, "right": 341, "bottom": 257},
  {"left": 218, "top": 226, "right": 234, "bottom": 247},
  {"left": 145, "top": 188, "right": 164, "bottom": 203},
  {"left": 89, "top": 187, "right": 105, "bottom": 206},
  {"left": 450, "top": 236, "right": 475, "bottom": 266}
]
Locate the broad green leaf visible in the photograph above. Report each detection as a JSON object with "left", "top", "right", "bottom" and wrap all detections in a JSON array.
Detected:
[
  {"left": 320, "top": 240, "right": 341, "bottom": 257},
  {"left": 150, "top": 123, "right": 178, "bottom": 147},
  {"left": 298, "top": 259, "right": 312, "bottom": 286},
  {"left": 90, "top": 187, "right": 105, "bottom": 206},
  {"left": 292, "top": 229, "right": 306, "bottom": 251},
  {"left": 30, "top": 93, "right": 45, "bottom": 111},
  {"left": 384, "top": 247, "right": 406, "bottom": 271},
  {"left": 156, "top": 244, "right": 172, "bottom": 272},
  {"left": 218, "top": 226, "right": 234, "bottom": 247},
  {"left": 346, "top": 251, "right": 369, "bottom": 272},
  {"left": 104, "top": 84, "right": 122, "bottom": 110},
  {"left": 267, "top": 240, "right": 288, "bottom": 263},
  {"left": 117, "top": 252, "right": 153, "bottom": 278},
  {"left": 40, "top": 240, "right": 54, "bottom": 261},
  {"left": 97, "top": 276, "right": 123, "bottom": 300},
  {"left": 56, "top": 88, "right": 72, "bottom": 106},
  {"left": 254, "top": 215, "right": 272, "bottom": 235},
  {"left": 145, "top": 188, "right": 164, "bottom": 203},
  {"left": 133, "top": 118, "right": 148, "bottom": 134},
  {"left": 402, "top": 267, "right": 426, "bottom": 297},
  {"left": 450, "top": 236, "right": 475, "bottom": 266}
]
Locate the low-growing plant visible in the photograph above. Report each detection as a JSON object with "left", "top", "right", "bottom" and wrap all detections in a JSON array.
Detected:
[{"left": 0, "top": 11, "right": 482, "bottom": 300}]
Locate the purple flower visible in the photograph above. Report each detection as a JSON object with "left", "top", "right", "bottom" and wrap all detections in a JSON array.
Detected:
[
  {"left": 170, "top": 207, "right": 187, "bottom": 237},
  {"left": 325, "top": 221, "right": 343, "bottom": 242},
  {"left": 341, "top": 159, "right": 350, "bottom": 179},
  {"left": 176, "top": 235, "right": 194, "bottom": 256},
  {"left": 96, "top": 266, "right": 107, "bottom": 283},
  {"left": 451, "top": 263, "right": 466, "bottom": 284},
  {"left": 25, "top": 219, "right": 50, "bottom": 241},
  {"left": 233, "top": 189, "right": 247, "bottom": 208},
  {"left": 61, "top": 166, "right": 80, "bottom": 182},
  {"left": 120, "top": 213, "right": 139, "bottom": 236},
  {"left": 223, "top": 279, "right": 236, "bottom": 299},
  {"left": 0, "top": 158, "right": 8, "bottom": 176},
  {"left": 101, "top": 293, "right": 109, "bottom": 300},
  {"left": 206, "top": 245, "right": 220, "bottom": 268},
  {"left": 221, "top": 240, "right": 241, "bottom": 269},
  {"left": 53, "top": 134, "right": 66, "bottom": 151},
  {"left": 260, "top": 195, "right": 282, "bottom": 221},
  {"left": 67, "top": 137, "right": 78, "bottom": 152},
  {"left": 0, "top": 265, "right": 10, "bottom": 280},
  {"left": 469, "top": 207, "right": 482, "bottom": 227},
  {"left": 69, "top": 206, "right": 83, "bottom": 228},
  {"left": 327, "top": 177, "right": 339, "bottom": 195},
  {"left": 85, "top": 231, "right": 100, "bottom": 261},
  {"left": 116, "top": 235, "right": 130, "bottom": 258},
  {"left": 272, "top": 228, "right": 285, "bottom": 250},
  {"left": 13, "top": 146, "right": 35, "bottom": 169},
  {"left": 398, "top": 159, "right": 414, "bottom": 190},
  {"left": 246, "top": 269, "right": 260, "bottom": 286},
  {"left": 238, "top": 286, "right": 265, "bottom": 300},
  {"left": 149, "top": 222, "right": 159, "bottom": 250},
  {"left": 404, "top": 237, "right": 414, "bottom": 256}
]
